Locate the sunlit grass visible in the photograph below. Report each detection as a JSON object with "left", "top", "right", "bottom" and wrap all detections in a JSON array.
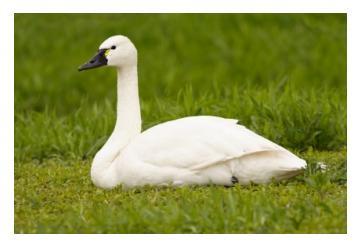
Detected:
[{"left": 14, "top": 150, "right": 346, "bottom": 233}]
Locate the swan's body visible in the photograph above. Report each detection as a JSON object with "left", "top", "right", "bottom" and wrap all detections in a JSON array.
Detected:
[{"left": 79, "top": 35, "right": 306, "bottom": 189}]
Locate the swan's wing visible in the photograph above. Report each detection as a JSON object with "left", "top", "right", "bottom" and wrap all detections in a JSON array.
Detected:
[{"left": 123, "top": 116, "right": 303, "bottom": 171}]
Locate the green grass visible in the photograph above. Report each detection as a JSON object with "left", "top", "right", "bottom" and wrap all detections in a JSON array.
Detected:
[
  {"left": 14, "top": 14, "right": 346, "bottom": 233},
  {"left": 14, "top": 150, "right": 346, "bottom": 233}
]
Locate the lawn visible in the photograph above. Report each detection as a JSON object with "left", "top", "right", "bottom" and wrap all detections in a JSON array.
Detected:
[{"left": 14, "top": 14, "right": 347, "bottom": 233}]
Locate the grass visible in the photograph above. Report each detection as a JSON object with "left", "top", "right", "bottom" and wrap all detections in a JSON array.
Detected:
[
  {"left": 14, "top": 14, "right": 346, "bottom": 233},
  {"left": 14, "top": 150, "right": 346, "bottom": 233}
]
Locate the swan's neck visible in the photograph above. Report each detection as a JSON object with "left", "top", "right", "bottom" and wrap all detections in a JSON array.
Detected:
[{"left": 91, "top": 65, "right": 141, "bottom": 186}]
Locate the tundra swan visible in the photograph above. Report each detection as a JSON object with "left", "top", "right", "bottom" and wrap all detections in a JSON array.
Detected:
[{"left": 78, "top": 35, "right": 306, "bottom": 189}]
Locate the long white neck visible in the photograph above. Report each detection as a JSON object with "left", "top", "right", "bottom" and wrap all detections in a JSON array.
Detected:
[{"left": 91, "top": 65, "right": 141, "bottom": 186}]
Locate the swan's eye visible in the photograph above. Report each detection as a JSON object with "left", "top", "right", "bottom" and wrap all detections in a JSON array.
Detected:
[{"left": 111, "top": 45, "right": 116, "bottom": 50}]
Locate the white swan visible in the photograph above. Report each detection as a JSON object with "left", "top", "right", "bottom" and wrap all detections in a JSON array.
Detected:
[{"left": 79, "top": 35, "right": 306, "bottom": 189}]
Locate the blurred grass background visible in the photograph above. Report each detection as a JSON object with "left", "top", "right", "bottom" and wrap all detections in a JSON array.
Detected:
[{"left": 14, "top": 13, "right": 346, "bottom": 233}]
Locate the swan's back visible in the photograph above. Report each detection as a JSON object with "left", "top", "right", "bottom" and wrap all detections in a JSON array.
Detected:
[{"left": 116, "top": 116, "right": 306, "bottom": 187}]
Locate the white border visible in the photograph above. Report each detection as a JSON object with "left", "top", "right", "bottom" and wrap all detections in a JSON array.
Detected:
[
  {"left": 6, "top": 0, "right": 349, "bottom": 13},
  {"left": 0, "top": 0, "right": 15, "bottom": 242},
  {"left": 2, "top": 0, "right": 360, "bottom": 248}
]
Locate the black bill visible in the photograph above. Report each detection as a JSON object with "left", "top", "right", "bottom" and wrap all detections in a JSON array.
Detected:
[{"left": 78, "top": 49, "right": 108, "bottom": 71}]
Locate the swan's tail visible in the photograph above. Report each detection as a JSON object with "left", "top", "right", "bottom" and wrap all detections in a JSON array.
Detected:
[{"left": 232, "top": 150, "right": 307, "bottom": 184}]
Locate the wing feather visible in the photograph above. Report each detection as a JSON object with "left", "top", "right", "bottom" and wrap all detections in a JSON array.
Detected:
[{"left": 124, "top": 116, "right": 297, "bottom": 172}]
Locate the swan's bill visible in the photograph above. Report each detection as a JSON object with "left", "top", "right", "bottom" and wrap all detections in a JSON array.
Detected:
[{"left": 78, "top": 49, "right": 108, "bottom": 71}]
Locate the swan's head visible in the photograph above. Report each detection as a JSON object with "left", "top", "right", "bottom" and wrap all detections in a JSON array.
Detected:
[{"left": 78, "top": 35, "right": 137, "bottom": 71}]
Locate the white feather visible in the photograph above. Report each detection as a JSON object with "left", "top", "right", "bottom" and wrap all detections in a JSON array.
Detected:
[{"left": 83, "top": 35, "right": 306, "bottom": 189}]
